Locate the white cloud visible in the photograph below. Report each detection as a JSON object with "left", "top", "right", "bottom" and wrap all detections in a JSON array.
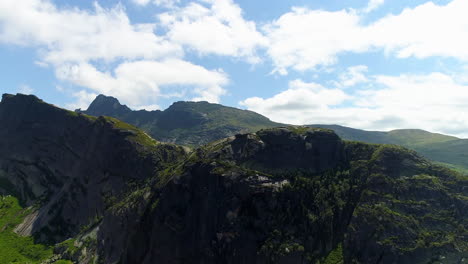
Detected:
[
  {"left": 18, "top": 84, "right": 34, "bottom": 94},
  {"left": 158, "top": 0, "right": 268, "bottom": 63},
  {"left": 0, "top": 0, "right": 231, "bottom": 108},
  {"left": 56, "top": 59, "right": 228, "bottom": 108},
  {"left": 0, "top": 0, "right": 182, "bottom": 65},
  {"left": 154, "top": 0, "right": 180, "bottom": 8},
  {"left": 364, "top": 0, "right": 384, "bottom": 13},
  {"left": 131, "top": 0, "right": 151, "bottom": 6},
  {"left": 337, "top": 65, "right": 368, "bottom": 87},
  {"left": 369, "top": 0, "right": 468, "bottom": 60},
  {"left": 131, "top": 0, "right": 180, "bottom": 8},
  {"left": 240, "top": 79, "right": 349, "bottom": 125},
  {"left": 240, "top": 72, "right": 468, "bottom": 137},
  {"left": 264, "top": 8, "right": 368, "bottom": 74},
  {"left": 265, "top": 0, "right": 468, "bottom": 74}
]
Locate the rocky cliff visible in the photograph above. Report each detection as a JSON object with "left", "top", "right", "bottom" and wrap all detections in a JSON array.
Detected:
[
  {"left": 99, "top": 127, "right": 468, "bottom": 264},
  {"left": 0, "top": 94, "right": 186, "bottom": 261}
]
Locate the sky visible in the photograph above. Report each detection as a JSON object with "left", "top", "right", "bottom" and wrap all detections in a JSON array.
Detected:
[{"left": 1, "top": 0, "right": 468, "bottom": 137}]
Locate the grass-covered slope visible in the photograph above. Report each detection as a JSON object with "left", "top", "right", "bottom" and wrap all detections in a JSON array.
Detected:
[
  {"left": 0, "top": 195, "right": 52, "bottom": 264},
  {"left": 312, "top": 124, "right": 468, "bottom": 172},
  {"left": 79, "top": 94, "right": 282, "bottom": 146}
]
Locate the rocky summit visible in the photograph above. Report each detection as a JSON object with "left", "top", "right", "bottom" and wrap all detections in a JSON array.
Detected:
[{"left": 0, "top": 94, "right": 467, "bottom": 264}]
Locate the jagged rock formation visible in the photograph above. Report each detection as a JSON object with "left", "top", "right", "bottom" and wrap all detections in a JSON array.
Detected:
[
  {"left": 78, "top": 94, "right": 282, "bottom": 146},
  {"left": 0, "top": 94, "right": 466, "bottom": 264}
]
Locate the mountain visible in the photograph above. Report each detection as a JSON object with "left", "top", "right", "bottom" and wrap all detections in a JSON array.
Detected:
[
  {"left": 1, "top": 94, "right": 467, "bottom": 263},
  {"left": 311, "top": 124, "right": 468, "bottom": 172},
  {"left": 81, "top": 95, "right": 468, "bottom": 173},
  {"left": 0, "top": 93, "right": 186, "bottom": 263},
  {"left": 78, "top": 94, "right": 282, "bottom": 146}
]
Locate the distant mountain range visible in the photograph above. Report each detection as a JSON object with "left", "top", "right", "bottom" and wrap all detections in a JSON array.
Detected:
[
  {"left": 78, "top": 94, "right": 281, "bottom": 146},
  {"left": 310, "top": 125, "right": 468, "bottom": 172},
  {"left": 80, "top": 94, "right": 468, "bottom": 172}
]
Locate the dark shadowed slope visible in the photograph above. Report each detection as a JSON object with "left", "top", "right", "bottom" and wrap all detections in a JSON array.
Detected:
[
  {"left": 79, "top": 94, "right": 282, "bottom": 146},
  {"left": 0, "top": 93, "right": 186, "bottom": 263}
]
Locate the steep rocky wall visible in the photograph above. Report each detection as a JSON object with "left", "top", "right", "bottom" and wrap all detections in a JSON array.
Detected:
[{"left": 0, "top": 94, "right": 185, "bottom": 243}]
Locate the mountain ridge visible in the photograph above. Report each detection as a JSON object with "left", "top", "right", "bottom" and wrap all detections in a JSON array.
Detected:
[
  {"left": 78, "top": 94, "right": 282, "bottom": 146},
  {"left": 80, "top": 94, "right": 468, "bottom": 172},
  {"left": 311, "top": 124, "right": 468, "bottom": 171}
]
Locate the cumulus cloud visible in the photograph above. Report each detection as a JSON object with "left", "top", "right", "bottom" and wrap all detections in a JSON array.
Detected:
[
  {"left": 337, "top": 65, "right": 369, "bottom": 87},
  {"left": 132, "top": 0, "right": 180, "bottom": 8},
  {"left": 240, "top": 72, "right": 468, "bottom": 137},
  {"left": 264, "top": 8, "right": 368, "bottom": 74},
  {"left": 56, "top": 59, "right": 228, "bottom": 108},
  {"left": 158, "top": 0, "right": 268, "bottom": 63},
  {"left": 131, "top": 0, "right": 151, "bottom": 7},
  {"left": 265, "top": 0, "right": 468, "bottom": 74},
  {"left": 240, "top": 79, "right": 349, "bottom": 125},
  {"left": 0, "top": 0, "right": 182, "bottom": 64},
  {"left": 0, "top": 0, "right": 230, "bottom": 108}
]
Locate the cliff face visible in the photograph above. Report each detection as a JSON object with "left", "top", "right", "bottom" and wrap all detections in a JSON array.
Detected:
[
  {"left": 0, "top": 94, "right": 466, "bottom": 264},
  {"left": 0, "top": 94, "right": 186, "bottom": 244},
  {"left": 101, "top": 127, "right": 467, "bottom": 264}
]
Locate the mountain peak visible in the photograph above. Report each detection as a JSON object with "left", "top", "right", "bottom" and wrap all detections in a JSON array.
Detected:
[{"left": 84, "top": 94, "right": 131, "bottom": 116}]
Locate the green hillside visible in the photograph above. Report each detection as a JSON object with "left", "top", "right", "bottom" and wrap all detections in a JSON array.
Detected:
[
  {"left": 80, "top": 95, "right": 282, "bottom": 146},
  {"left": 387, "top": 129, "right": 458, "bottom": 146},
  {"left": 312, "top": 124, "right": 468, "bottom": 172}
]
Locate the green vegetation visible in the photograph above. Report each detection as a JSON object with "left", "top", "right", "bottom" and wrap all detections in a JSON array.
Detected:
[
  {"left": 313, "top": 124, "right": 468, "bottom": 173},
  {"left": 102, "top": 116, "right": 159, "bottom": 147},
  {"left": 319, "top": 244, "right": 343, "bottom": 264},
  {"left": 415, "top": 139, "right": 468, "bottom": 171},
  {"left": 0, "top": 195, "right": 53, "bottom": 264},
  {"left": 257, "top": 169, "right": 361, "bottom": 262},
  {"left": 387, "top": 129, "right": 458, "bottom": 146},
  {"left": 82, "top": 96, "right": 282, "bottom": 146},
  {"left": 287, "top": 126, "right": 311, "bottom": 135},
  {"left": 53, "top": 260, "right": 73, "bottom": 264}
]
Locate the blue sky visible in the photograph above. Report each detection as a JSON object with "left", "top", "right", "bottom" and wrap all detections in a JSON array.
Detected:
[{"left": 1, "top": 0, "right": 468, "bottom": 137}]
